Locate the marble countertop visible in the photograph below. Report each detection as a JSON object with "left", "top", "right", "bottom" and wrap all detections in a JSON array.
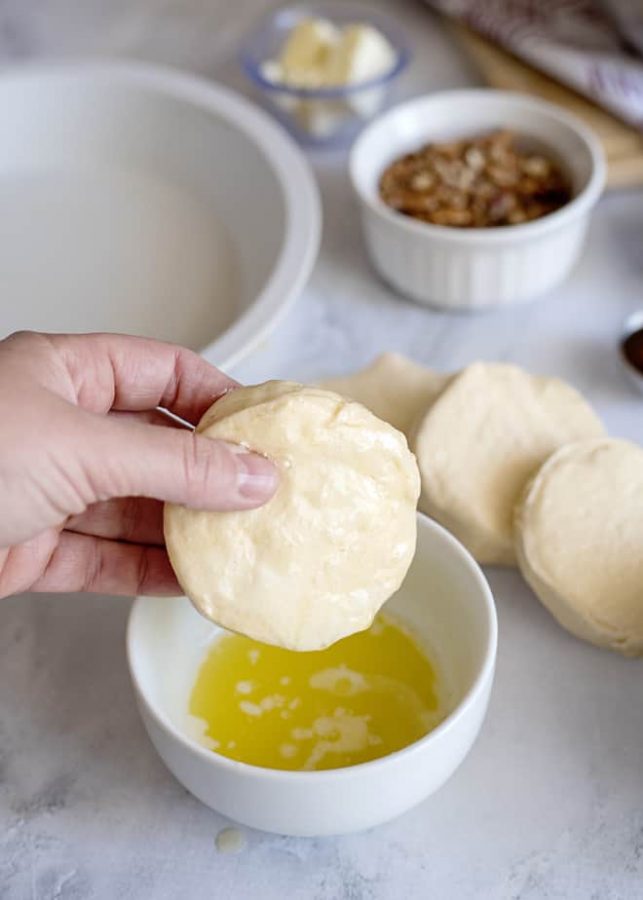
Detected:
[{"left": 2, "top": 2, "right": 643, "bottom": 898}]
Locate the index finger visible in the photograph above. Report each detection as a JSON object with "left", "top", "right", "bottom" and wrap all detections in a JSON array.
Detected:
[{"left": 49, "top": 332, "right": 238, "bottom": 424}]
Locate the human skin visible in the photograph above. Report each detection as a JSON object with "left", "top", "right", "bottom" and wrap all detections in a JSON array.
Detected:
[{"left": 0, "top": 331, "right": 278, "bottom": 599}]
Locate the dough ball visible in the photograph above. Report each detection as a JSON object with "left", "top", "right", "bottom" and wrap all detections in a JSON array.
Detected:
[
  {"left": 515, "top": 438, "right": 643, "bottom": 656},
  {"left": 321, "top": 352, "right": 450, "bottom": 437},
  {"left": 164, "top": 381, "right": 420, "bottom": 651},
  {"left": 411, "top": 363, "right": 604, "bottom": 566}
]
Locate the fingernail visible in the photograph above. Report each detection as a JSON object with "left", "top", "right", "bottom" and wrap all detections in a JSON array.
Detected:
[{"left": 232, "top": 447, "right": 279, "bottom": 503}]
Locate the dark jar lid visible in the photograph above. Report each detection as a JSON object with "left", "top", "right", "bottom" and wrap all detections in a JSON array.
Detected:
[{"left": 620, "top": 311, "right": 643, "bottom": 393}]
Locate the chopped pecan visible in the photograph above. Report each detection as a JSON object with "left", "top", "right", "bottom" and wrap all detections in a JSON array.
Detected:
[{"left": 379, "top": 129, "right": 571, "bottom": 229}]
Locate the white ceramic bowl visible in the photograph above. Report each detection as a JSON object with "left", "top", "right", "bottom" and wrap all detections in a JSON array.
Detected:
[
  {"left": 0, "top": 63, "right": 320, "bottom": 369},
  {"left": 350, "top": 89, "right": 605, "bottom": 311},
  {"left": 127, "top": 514, "right": 497, "bottom": 836}
]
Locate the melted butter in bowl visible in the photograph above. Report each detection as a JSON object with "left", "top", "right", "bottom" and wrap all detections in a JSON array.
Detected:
[
  {"left": 128, "top": 514, "right": 497, "bottom": 835},
  {"left": 189, "top": 613, "right": 444, "bottom": 771}
]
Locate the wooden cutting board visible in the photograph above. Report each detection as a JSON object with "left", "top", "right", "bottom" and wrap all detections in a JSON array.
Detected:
[{"left": 450, "top": 22, "right": 643, "bottom": 189}]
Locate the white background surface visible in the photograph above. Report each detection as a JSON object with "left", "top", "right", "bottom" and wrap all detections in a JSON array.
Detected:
[{"left": 1, "top": 2, "right": 643, "bottom": 898}]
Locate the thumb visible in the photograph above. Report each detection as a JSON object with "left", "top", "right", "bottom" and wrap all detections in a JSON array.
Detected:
[{"left": 84, "top": 416, "right": 278, "bottom": 511}]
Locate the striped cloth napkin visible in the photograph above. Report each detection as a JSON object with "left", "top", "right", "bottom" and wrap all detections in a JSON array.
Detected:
[{"left": 427, "top": 0, "right": 643, "bottom": 129}]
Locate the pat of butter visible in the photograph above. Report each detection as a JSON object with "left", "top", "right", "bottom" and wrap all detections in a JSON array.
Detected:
[
  {"left": 260, "top": 17, "right": 397, "bottom": 137},
  {"left": 324, "top": 24, "right": 396, "bottom": 88},
  {"left": 328, "top": 24, "right": 396, "bottom": 117},
  {"left": 278, "top": 18, "right": 339, "bottom": 88}
]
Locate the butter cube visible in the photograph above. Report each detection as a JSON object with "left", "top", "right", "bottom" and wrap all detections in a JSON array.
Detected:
[{"left": 279, "top": 17, "right": 339, "bottom": 88}]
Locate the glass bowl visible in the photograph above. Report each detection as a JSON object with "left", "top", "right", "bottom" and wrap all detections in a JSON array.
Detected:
[{"left": 239, "top": 3, "right": 410, "bottom": 147}]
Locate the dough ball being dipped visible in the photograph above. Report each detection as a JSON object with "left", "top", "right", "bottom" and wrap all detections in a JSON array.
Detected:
[
  {"left": 164, "top": 381, "right": 420, "bottom": 651},
  {"left": 321, "top": 352, "right": 450, "bottom": 437},
  {"left": 515, "top": 438, "right": 643, "bottom": 656},
  {"left": 411, "top": 363, "right": 604, "bottom": 566}
]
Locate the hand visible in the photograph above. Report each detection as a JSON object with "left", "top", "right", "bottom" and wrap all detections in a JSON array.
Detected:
[{"left": 0, "top": 332, "right": 278, "bottom": 599}]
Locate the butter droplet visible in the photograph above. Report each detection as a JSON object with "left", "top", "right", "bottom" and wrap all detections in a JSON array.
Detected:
[{"left": 216, "top": 827, "right": 246, "bottom": 854}]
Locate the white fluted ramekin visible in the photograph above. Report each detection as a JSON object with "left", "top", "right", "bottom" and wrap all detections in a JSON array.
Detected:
[{"left": 350, "top": 90, "right": 605, "bottom": 311}]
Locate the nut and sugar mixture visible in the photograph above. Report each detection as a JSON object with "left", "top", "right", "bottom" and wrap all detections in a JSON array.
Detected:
[{"left": 379, "top": 129, "right": 571, "bottom": 228}]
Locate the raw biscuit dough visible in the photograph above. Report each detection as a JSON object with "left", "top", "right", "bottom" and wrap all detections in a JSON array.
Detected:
[
  {"left": 164, "top": 381, "right": 420, "bottom": 651},
  {"left": 321, "top": 352, "right": 450, "bottom": 437},
  {"left": 411, "top": 362, "right": 605, "bottom": 566},
  {"left": 515, "top": 438, "right": 643, "bottom": 656}
]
